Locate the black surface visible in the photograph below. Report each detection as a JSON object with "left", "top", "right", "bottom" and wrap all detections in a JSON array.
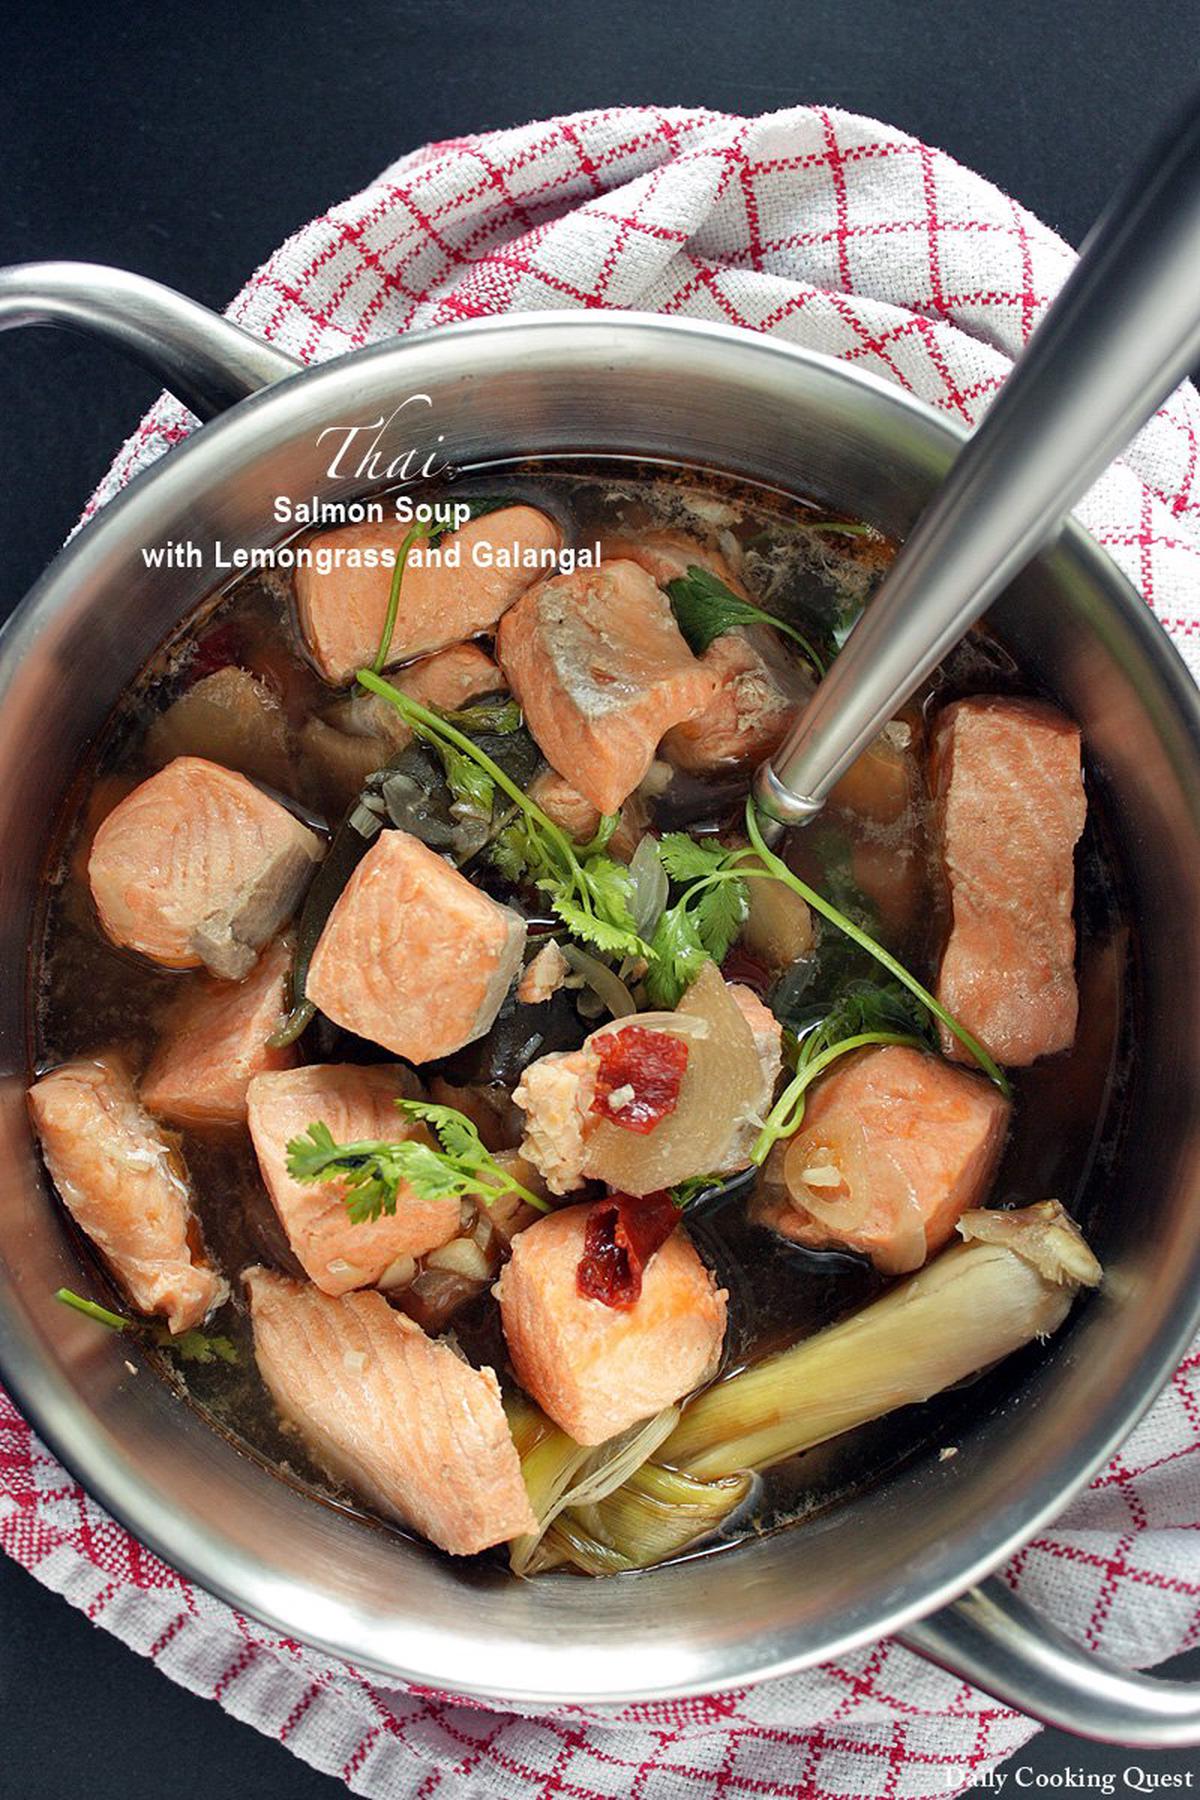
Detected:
[{"left": 3, "top": 1, "right": 1200, "bottom": 1794}]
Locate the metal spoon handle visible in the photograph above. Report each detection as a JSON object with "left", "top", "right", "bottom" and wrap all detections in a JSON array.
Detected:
[{"left": 755, "top": 95, "right": 1200, "bottom": 825}]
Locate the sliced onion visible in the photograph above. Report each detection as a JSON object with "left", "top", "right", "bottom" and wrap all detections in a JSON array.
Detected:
[
  {"left": 425, "top": 1236, "right": 493, "bottom": 1280},
  {"left": 560, "top": 943, "right": 637, "bottom": 1020},
  {"left": 628, "top": 835, "right": 669, "bottom": 939}
]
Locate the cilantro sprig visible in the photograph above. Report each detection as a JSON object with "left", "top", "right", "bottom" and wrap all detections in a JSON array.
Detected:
[
  {"left": 643, "top": 835, "right": 751, "bottom": 1008},
  {"left": 666, "top": 565, "right": 826, "bottom": 676},
  {"left": 286, "top": 1098, "right": 550, "bottom": 1225},
  {"left": 55, "top": 1288, "right": 239, "bottom": 1365},
  {"left": 357, "top": 668, "right": 649, "bottom": 960}
]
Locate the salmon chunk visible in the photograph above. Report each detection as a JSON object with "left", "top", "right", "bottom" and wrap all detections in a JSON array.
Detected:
[
  {"left": 305, "top": 829, "right": 527, "bottom": 1061},
  {"left": 498, "top": 1203, "right": 727, "bottom": 1445},
  {"left": 755, "top": 1045, "right": 1010, "bottom": 1274},
  {"left": 396, "top": 642, "right": 504, "bottom": 711},
  {"left": 295, "top": 507, "right": 562, "bottom": 685},
  {"left": 934, "top": 697, "right": 1086, "bottom": 1065},
  {"left": 661, "top": 628, "right": 806, "bottom": 775},
  {"left": 497, "top": 560, "right": 718, "bottom": 815},
  {"left": 245, "top": 1267, "right": 536, "bottom": 1554},
  {"left": 596, "top": 529, "right": 748, "bottom": 595},
  {"left": 141, "top": 938, "right": 296, "bottom": 1129},
  {"left": 88, "top": 756, "right": 322, "bottom": 979},
  {"left": 146, "top": 667, "right": 292, "bottom": 791},
  {"left": 246, "top": 1062, "right": 459, "bottom": 1294},
  {"left": 29, "top": 1055, "right": 227, "bottom": 1332},
  {"left": 528, "top": 768, "right": 648, "bottom": 863}
]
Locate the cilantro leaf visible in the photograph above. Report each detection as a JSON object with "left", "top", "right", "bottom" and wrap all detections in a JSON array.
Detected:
[
  {"left": 285, "top": 1100, "right": 550, "bottom": 1226},
  {"left": 655, "top": 833, "right": 729, "bottom": 882},
  {"left": 665, "top": 565, "right": 825, "bottom": 675},
  {"left": 644, "top": 904, "right": 709, "bottom": 1008}
]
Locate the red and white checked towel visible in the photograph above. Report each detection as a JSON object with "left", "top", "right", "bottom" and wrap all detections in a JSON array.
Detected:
[{"left": 5, "top": 104, "right": 1200, "bottom": 1799}]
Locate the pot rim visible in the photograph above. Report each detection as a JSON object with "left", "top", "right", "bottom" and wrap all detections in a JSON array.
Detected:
[{"left": 3, "top": 309, "right": 1200, "bottom": 1701}]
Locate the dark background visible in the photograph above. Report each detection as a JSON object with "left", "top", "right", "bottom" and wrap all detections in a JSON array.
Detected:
[{"left": 3, "top": 1, "right": 1200, "bottom": 1794}]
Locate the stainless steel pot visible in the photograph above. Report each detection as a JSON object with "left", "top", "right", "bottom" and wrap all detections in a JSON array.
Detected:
[{"left": 1, "top": 263, "right": 1199, "bottom": 1745}]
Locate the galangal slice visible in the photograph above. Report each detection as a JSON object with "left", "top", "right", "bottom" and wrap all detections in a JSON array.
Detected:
[
  {"left": 244, "top": 1266, "right": 536, "bottom": 1555},
  {"left": 496, "top": 559, "right": 718, "bottom": 815},
  {"left": 934, "top": 696, "right": 1086, "bottom": 1066},
  {"left": 246, "top": 1062, "right": 459, "bottom": 1296},
  {"left": 497, "top": 1202, "right": 727, "bottom": 1446},
  {"left": 295, "top": 506, "right": 562, "bottom": 685},
  {"left": 88, "top": 756, "right": 322, "bottom": 980},
  {"left": 141, "top": 936, "right": 296, "bottom": 1129},
  {"left": 512, "top": 965, "right": 780, "bottom": 1196},
  {"left": 305, "top": 829, "right": 526, "bottom": 1062},
  {"left": 754, "top": 1044, "right": 1011, "bottom": 1275},
  {"left": 29, "top": 1054, "right": 228, "bottom": 1333}
]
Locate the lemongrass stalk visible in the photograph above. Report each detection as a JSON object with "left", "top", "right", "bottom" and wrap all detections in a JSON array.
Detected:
[
  {"left": 559, "top": 1464, "right": 755, "bottom": 1574},
  {"left": 663, "top": 1202, "right": 1101, "bottom": 1481},
  {"left": 508, "top": 1402, "right": 680, "bottom": 1576}
]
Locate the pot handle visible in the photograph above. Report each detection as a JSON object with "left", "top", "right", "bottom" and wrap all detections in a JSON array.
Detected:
[
  {"left": 0, "top": 261, "right": 302, "bottom": 419},
  {"left": 900, "top": 1575, "right": 1200, "bottom": 1746}
]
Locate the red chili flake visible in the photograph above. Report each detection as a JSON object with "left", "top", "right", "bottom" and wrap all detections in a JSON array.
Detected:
[
  {"left": 576, "top": 1191, "right": 681, "bottom": 1309},
  {"left": 590, "top": 1026, "right": 689, "bottom": 1134}
]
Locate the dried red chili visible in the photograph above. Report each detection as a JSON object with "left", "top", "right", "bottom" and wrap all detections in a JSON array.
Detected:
[
  {"left": 590, "top": 1026, "right": 689, "bottom": 1134},
  {"left": 576, "top": 1191, "right": 681, "bottom": 1309}
]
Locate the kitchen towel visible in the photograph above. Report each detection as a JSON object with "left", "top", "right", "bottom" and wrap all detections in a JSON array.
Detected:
[{"left": 4, "top": 103, "right": 1200, "bottom": 1800}]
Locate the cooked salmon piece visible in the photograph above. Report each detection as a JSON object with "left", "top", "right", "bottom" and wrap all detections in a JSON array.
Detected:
[
  {"left": 497, "top": 560, "right": 718, "bottom": 815},
  {"left": 88, "top": 756, "right": 322, "bottom": 979},
  {"left": 146, "top": 667, "right": 292, "bottom": 791},
  {"left": 596, "top": 528, "right": 748, "bottom": 595},
  {"left": 246, "top": 1062, "right": 459, "bottom": 1295},
  {"left": 29, "top": 1055, "right": 227, "bottom": 1332},
  {"left": 140, "top": 938, "right": 297, "bottom": 1129},
  {"left": 497, "top": 1202, "right": 727, "bottom": 1445},
  {"left": 729, "top": 982, "right": 784, "bottom": 1109},
  {"left": 512, "top": 1049, "right": 595, "bottom": 1195},
  {"left": 305, "top": 829, "right": 527, "bottom": 1062},
  {"left": 396, "top": 642, "right": 504, "bottom": 712},
  {"left": 528, "top": 768, "right": 647, "bottom": 862},
  {"left": 661, "top": 627, "right": 807, "bottom": 775},
  {"left": 933, "top": 697, "right": 1086, "bottom": 1065},
  {"left": 244, "top": 1266, "right": 536, "bottom": 1553},
  {"left": 517, "top": 941, "right": 570, "bottom": 1006},
  {"left": 299, "top": 643, "right": 505, "bottom": 815},
  {"left": 754, "top": 1044, "right": 1010, "bottom": 1274},
  {"left": 295, "top": 507, "right": 562, "bottom": 685}
]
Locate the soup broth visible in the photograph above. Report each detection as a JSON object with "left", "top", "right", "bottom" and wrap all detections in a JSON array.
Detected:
[{"left": 32, "top": 461, "right": 1129, "bottom": 1564}]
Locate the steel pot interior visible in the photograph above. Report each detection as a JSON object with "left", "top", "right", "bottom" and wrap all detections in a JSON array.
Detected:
[{"left": 0, "top": 315, "right": 1198, "bottom": 1702}]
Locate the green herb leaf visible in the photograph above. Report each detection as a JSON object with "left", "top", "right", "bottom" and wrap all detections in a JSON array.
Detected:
[
  {"left": 54, "top": 1287, "right": 239, "bottom": 1364},
  {"left": 285, "top": 1098, "right": 551, "bottom": 1226},
  {"left": 665, "top": 566, "right": 825, "bottom": 675},
  {"left": 644, "top": 903, "right": 710, "bottom": 1008},
  {"left": 441, "top": 697, "right": 523, "bottom": 735}
]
